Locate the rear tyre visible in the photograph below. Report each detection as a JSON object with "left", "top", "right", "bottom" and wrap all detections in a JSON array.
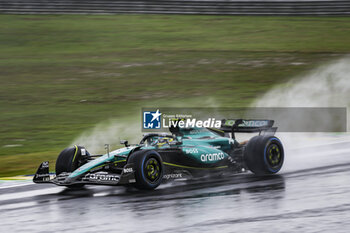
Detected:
[
  {"left": 244, "top": 136, "right": 284, "bottom": 175},
  {"left": 128, "top": 150, "right": 163, "bottom": 190},
  {"left": 55, "top": 145, "right": 88, "bottom": 188}
]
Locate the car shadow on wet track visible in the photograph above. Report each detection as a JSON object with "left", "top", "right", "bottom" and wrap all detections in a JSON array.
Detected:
[{"left": 54, "top": 174, "right": 286, "bottom": 203}]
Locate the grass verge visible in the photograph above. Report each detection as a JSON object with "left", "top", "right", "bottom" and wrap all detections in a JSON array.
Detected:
[{"left": 1, "top": 15, "right": 350, "bottom": 176}]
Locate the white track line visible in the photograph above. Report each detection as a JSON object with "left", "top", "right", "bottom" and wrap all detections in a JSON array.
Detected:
[
  {"left": 0, "top": 187, "right": 63, "bottom": 202},
  {"left": 289, "top": 147, "right": 350, "bottom": 157},
  {"left": 292, "top": 139, "right": 350, "bottom": 150},
  {"left": 0, "top": 201, "right": 38, "bottom": 211},
  {"left": 0, "top": 182, "right": 34, "bottom": 190}
]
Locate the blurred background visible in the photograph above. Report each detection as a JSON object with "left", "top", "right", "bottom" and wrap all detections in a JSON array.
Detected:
[
  {"left": 1, "top": 1, "right": 350, "bottom": 233},
  {"left": 1, "top": 1, "right": 350, "bottom": 176}
]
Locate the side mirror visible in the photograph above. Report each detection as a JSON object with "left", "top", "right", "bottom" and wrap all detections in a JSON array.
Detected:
[
  {"left": 175, "top": 136, "right": 183, "bottom": 145},
  {"left": 231, "top": 119, "right": 243, "bottom": 140},
  {"left": 120, "top": 140, "right": 129, "bottom": 147}
]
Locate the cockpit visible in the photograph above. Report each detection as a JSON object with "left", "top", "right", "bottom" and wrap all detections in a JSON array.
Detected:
[{"left": 140, "top": 133, "right": 180, "bottom": 147}]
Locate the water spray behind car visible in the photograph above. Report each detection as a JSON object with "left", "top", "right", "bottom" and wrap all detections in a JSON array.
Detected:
[{"left": 253, "top": 57, "right": 350, "bottom": 172}]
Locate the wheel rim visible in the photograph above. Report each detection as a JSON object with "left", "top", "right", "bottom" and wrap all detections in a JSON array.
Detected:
[
  {"left": 144, "top": 157, "right": 161, "bottom": 183},
  {"left": 266, "top": 143, "right": 282, "bottom": 168}
]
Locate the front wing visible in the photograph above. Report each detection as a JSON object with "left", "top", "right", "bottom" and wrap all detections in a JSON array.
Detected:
[{"left": 33, "top": 161, "right": 136, "bottom": 186}]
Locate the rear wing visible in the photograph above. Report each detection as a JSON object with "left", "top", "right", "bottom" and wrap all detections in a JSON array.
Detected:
[{"left": 219, "top": 119, "right": 277, "bottom": 139}]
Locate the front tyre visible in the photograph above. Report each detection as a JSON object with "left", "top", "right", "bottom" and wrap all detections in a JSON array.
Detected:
[
  {"left": 55, "top": 145, "right": 88, "bottom": 188},
  {"left": 244, "top": 136, "right": 284, "bottom": 175},
  {"left": 128, "top": 150, "right": 163, "bottom": 190}
]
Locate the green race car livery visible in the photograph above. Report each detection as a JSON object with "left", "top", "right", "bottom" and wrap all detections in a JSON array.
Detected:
[{"left": 34, "top": 119, "right": 284, "bottom": 190}]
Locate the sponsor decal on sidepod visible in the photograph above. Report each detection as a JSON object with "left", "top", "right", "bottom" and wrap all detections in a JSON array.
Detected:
[{"left": 200, "top": 152, "right": 224, "bottom": 162}]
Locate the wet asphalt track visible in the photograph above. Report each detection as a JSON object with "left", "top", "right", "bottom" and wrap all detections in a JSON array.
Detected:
[{"left": 1, "top": 137, "right": 350, "bottom": 233}]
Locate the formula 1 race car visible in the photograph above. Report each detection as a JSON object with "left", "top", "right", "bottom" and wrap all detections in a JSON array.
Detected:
[{"left": 33, "top": 119, "right": 284, "bottom": 190}]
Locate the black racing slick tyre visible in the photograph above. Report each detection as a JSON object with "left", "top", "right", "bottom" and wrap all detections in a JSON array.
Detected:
[
  {"left": 55, "top": 145, "right": 87, "bottom": 175},
  {"left": 55, "top": 145, "right": 89, "bottom": 188},
  {"left": 244, "top": 135, "right": 284, "bottom": 175},
  {"left": 128, "top": 150, "right": 163, "bottom": 190}
]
